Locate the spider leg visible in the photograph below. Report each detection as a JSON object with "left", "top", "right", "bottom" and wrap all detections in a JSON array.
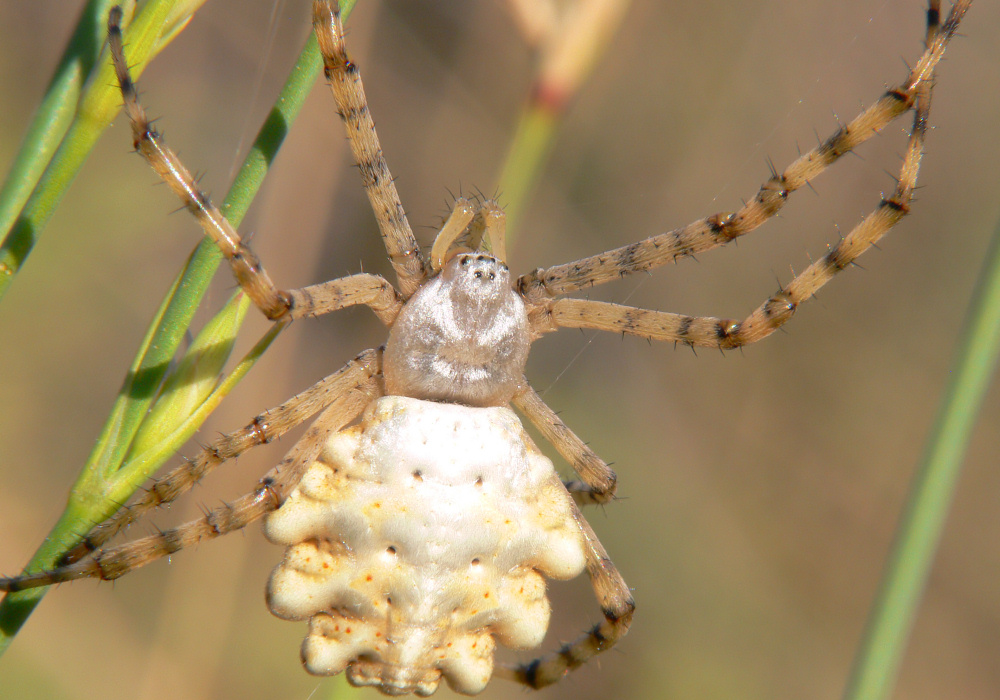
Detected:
[
  {"left": 107, "top": 10, "right": 402, "bottom": 325},
  {"left": 59, "top": 349, "right": 383, "bottom": 566},
  {"left": 515, "top": 0, "right": 970, "bottom": 303},
  {"left": 531, "top": 0, "right": 965, "bottom": 351},
  {"left": 512, "top": 382, "right": 616, "bottom": 503},
  {"left": 0, "top": 354, "right": 383, "bottom": 592},
  {"left": 540, "top": 188, "right": 903, "bottom": 348},
  {"left": 313, "top": 0, "right": 428, "bottom": 297},
  {"left": 562, "top": 480, "right": 612, "bottom": 507},
  {"left": 496, "top": 502, "right": 634, "bottom": 688},
  {"left": 290, "top": 274, "right": 402, "bottom": 325}
]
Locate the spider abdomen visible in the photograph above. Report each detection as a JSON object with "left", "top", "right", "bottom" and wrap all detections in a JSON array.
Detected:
[{"left": 264, "top": 395, "right": 586, "bottom": 696}]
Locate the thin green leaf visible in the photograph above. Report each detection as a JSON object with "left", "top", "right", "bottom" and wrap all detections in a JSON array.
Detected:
[
  {"left": 94, "top": 319, "right": 285, "bottom": 529},
  {"left": 0, "top": 0, "right": 117, "bottom": 264},
  {"left": 0, "top": 0, "right": 357, "bottom": 654},
  {"left": 130, "top": 292, "right": 251, "bottom": 457},
  {"left": 0, "top": 0, "right": 207, "bottom": 302}
]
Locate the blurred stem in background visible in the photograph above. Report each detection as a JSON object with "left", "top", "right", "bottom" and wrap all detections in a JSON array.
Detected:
[
  {"left": 497, "top": 0, "right": 633, "bottom": 238},
  {"left": 842, "top": 212, "right": 1000, "bottom": 700}
]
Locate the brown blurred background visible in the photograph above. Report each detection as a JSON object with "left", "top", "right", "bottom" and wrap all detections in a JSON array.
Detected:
[{"left": 1, "top": 1, "right": 999, "bottom": 698}]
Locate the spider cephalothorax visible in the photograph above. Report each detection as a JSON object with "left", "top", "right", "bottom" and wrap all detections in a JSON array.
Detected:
[{"left": 385, "top": 251, "right": 529, "bottom": 407}]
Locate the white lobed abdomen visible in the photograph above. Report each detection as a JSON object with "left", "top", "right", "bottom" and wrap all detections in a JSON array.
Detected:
[{"left": 264, "top": 395, "right": 587, "bottom": 696}]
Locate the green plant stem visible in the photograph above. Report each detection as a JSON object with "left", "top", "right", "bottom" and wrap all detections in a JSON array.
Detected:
[
  {"left": 0, "top": 0, "right": 357, "bottom": 654},
  {"left": 0, "top": 0, "right": 118, "bottom": 266},
  {"left": 495, "top": 0, "right": 632, "bottom": 240},
  {"left": 843, "top": 215, "right": 1000, "bottom": 700},
  {"left": 496, "top": 104, "right": 560, "bottom": 237},
  {"left": 0, "top": 0, "right": 188, "bottom": 301}
]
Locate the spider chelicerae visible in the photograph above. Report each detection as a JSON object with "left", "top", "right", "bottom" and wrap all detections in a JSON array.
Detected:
[{"left": 0, "top": 0, "right": 975, "bottom": 696}]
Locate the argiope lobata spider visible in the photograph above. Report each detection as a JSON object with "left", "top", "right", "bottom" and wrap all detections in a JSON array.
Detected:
[{"left": 0, "top": 0, "right": 984, "bottom": 696}]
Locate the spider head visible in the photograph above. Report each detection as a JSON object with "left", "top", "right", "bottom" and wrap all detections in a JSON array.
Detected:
[
  {"left": 384, "top": 253, "right": 529, "bottom": 407},
  {"left": 440, "top": 252, "right": 509, "bottom": 306}
]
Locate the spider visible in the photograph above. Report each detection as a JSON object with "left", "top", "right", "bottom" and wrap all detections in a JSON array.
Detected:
[{"left": 0, "top": 0, "right": 977, "bottom": 697}]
